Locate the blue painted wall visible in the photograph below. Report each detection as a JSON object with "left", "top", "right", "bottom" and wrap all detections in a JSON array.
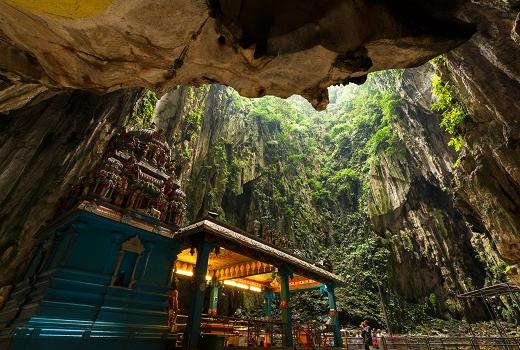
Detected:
[{"left": 0, "top": 210, "right": 180, "bottom": 350}]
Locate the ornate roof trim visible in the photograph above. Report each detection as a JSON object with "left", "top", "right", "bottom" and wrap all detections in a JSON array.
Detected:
[{"left": 179, "top": 219, "right": 345, "bottom": 285}]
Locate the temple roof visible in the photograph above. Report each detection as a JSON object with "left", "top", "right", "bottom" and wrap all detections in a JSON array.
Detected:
[
  {"left": 44, "top": 200, "right": 344, "bottom": 288},
  {"left": 66, "top": 127, "right": 186, "bottom": 230},
  {"left": 178, "top": 218, "right": 345, "bottom": 286}
]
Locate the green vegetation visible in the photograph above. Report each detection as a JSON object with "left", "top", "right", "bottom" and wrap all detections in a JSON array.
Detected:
[
  {"left": 431, "top": 74, "right": 468, "bottom": 152},
  {"left": 220, "top": 74, "right": 411, "bottom": 330},
  {"left": 192, "top": 137, "right": 231, "bottom": 217},
  {"left": 181, "top": 143, "right": 191, "bottom": 161},
  {"left": 179, "top": 72, "right": 515, "bottom": 333},
  {"left": 129, "top": 90, "right": 158, "bottom": 128},
  {"left": 183, "top": 86, "right": 208, "bottom": 140},
  {"left": 249, "top": 95, "right": 309, "bottom": 129},
  {"left": 185, "top": 106, "right": 204, "bottom": 138}
]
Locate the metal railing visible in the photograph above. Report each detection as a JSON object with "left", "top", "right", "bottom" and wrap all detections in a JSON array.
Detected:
[
  {"left": 200, "top": 314, "right": 287, "bottom": 347},
  {"left": 175, "top": 316, "right": 520, "bottom": 349},
  {"left": 346, "top": 336, "right": 520, "bottom": 350}
]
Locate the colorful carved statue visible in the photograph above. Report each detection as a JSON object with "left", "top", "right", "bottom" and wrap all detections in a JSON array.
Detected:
[
  {"left": 136, "top": 140, "right": 149, "bottom": 161},
  {"left": 113, "top": 176, "right": 128, "bottom": 206},
  {"left": 72, "top": 127, "right": 186, "bottom": 230},
  {"left": 122, "top": 156, "right": 139, "bottom": 180},
  {"left": 156, "top": 193, "right": 169, "bottom": 222},
  {"left": 172, "top": 189, "right": 186, "bottom": 225}
]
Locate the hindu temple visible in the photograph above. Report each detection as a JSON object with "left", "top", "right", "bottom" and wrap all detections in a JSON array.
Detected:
[
  {"left": 0, "top": 127, "right": 344, "bottom": 350},
  {"left": 2, "top": 0, "right": 520, "bottom": 348}
]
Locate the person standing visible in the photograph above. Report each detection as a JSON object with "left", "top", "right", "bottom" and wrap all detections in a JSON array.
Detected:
[{"left": 361, "top": 320, "right": 373, "bottom": 350}]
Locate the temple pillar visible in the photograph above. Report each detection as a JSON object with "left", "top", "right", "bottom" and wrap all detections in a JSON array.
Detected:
[
  {"left": 263, "top": 289, "right": 273, "bottom": 318},
  {"left": 263, "top": 288, "right": 274, "bottom": 347},
  {"left": 182, "top": 238, "right": 213, "bottom": 350},
  {"left": 208, "top": 280, "right": 219, "bottom": 316},
  {"left": 325, "top": 283, "right": 342, "bottom": 347},
  {"left": 278, "top": 266, "right": 293, "bottom": 347}
]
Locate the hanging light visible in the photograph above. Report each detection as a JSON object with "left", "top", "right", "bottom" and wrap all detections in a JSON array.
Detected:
[
  {"left": 224, "top": 280, "right": 249, "bottom": 289},
  {"left": 176, "top": 269, "right": 193, "bottom": 277},
  {"left": 223, "top": 280, "right": 262, "bottom": 293},
  {"left": 175, "top": 269, "right": 211, "bottom": 281}
]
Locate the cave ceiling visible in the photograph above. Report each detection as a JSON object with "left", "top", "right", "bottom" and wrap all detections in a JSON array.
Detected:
[{"left": 0, "top": 0, "right": 473, "bottom": 111}]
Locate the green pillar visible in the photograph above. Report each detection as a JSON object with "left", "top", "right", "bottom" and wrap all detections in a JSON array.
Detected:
[
  {"left": 263, "top": 289, "right": 274, "bottom": 346},
  {"left": 263, "top": 289, "right": 273, "bottom": 318},
  {"left": 182, "top": 239, "right": 213, "bottom": 350},
  {"left": 326, "top": 283, "right": 342, "bottom": 347},
  {"left": 208, "top": 280, "right": 219, "bottom": 316},
  {"left": 278, "top": 266, "right": 293, "bottom": 347}
]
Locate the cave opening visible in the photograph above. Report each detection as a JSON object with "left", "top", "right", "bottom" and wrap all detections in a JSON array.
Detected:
[{"left": 1, "top": 0, "right": 520, "bottom": 348}]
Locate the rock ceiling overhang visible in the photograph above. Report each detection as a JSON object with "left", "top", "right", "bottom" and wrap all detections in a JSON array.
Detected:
[{"left": 0, "top": 0, "right": 474, "bottom": 110}]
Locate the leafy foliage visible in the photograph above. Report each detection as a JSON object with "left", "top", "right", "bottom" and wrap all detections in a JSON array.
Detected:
[
  {"left": 129, "top": 90, "right": 158, "bottom": 128},
  {"left": 183, "top": 86, "right": 207, "bottom": 140},
  {"left": 185, "top": 107, "right": 204, "bottom": 138},
  {"left": 180, "top": 75, "right": 475, "bottom": 332},
  {"left": 249, "top": 96, "right": 307, "bottom": 126},
  {"left": 217, "top": 75, "right": 409, "bottom": 330},
  {"left": 431, "top": 74, "right": 468, "bottom": 152}
]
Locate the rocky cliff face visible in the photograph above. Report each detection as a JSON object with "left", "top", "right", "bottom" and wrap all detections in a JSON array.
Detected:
[
  {"left": 154, "top": 85, "right": 316, "bottom": 241},
  {"left": 0, "top": 0, "right": 472, "bottom": 110},
  {"left": 368, "top": 67, "right": 492, "bottom": 321},
  {"left": 364, "top": 0, "right": 520, "bottom": 314},
  {"left": 444, "top": 0, "right": 520, "bottom": 286},
  {"left": 0, "top": 88, "right": 142, "bottom": 285},
  {"left": 149, "top": 74, "right": 520, "bottom": 327},
  {"left": 155, "top": 85, "right": 266, "bottom": 227}
]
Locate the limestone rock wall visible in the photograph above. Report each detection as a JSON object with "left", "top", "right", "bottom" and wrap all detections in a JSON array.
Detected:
[
  {"left": 0, "top": 0, "right": 472, "bottom": 110},
  {"left": 369, "top": 67, "right": 478, "bottom": 318},
  {"left": 367, "top": 60, "right": 519, "bottom": 320},
  {"left": 0, "top": 88, "right": 142, "bottom": 285},
  {"left": 445, "top": 0, "right": 520, "bottom": 286},
  {"left": 154, "top": 85, "right": 275, "bottom": 231}
]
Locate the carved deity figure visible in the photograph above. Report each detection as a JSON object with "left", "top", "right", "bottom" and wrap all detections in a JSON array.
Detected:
[
  {"left": 156, "top": 151, "right": 168, "bottom": 170},
  {"left": 127, "top": 189, "right": 142, "bottom": 209},
  {"left": 70, "top": 127, "right": 186, "bottom": 230},
  {"left": 164, "top": 177, "right": 180, "bottom": 197},
  {"left": 165, "top": 201, "right": 176, "bottom": 225},
  {"left": 113, "top": 177, "right": 128, "bottom": 206},
  {"left": 172, "top": 189, "right": 186, "bottom": 225},
  {"left": 136, "top": 141, "right": 149, "bottom": 161},
  {"left": 122, "top": 156, "right": 139, "bottom": 181},
  {"left": 156, "top": 193, "right": 169, "bottom": 222}
]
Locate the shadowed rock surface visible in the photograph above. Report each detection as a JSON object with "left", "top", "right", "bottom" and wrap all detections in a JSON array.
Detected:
[
  {"left": 0, "top": 88, "right": 142, "bottom": 284},
  {"left": 0, "top": 0, "right": 473, "bottom": 110},
  {"left": 444, "top": 0, "right": 520, "bottom": 286}
]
